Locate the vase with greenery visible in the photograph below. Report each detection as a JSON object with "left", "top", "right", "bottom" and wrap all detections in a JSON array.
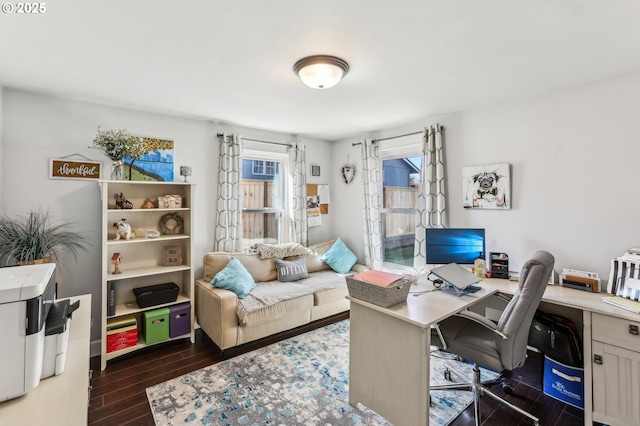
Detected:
[
  {"left": 90, "top": 127, "right": 143, "bottom": 180},
  {"left": 0, "top": 209, "right": 89, "bottom": 266}
]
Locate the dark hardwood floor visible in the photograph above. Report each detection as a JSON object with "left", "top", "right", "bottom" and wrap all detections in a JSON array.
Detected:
[{"left": 89, "top": 313, "right": 585, "bottom": 426}]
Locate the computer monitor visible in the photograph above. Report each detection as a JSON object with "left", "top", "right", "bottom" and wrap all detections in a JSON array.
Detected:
[{"left": 425, "top": 228, "right": 486, "bottom": 265}]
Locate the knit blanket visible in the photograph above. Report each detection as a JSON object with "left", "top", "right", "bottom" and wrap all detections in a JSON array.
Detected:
[{"left": 249, "top": 242, "right": 310, "bottom": 259}]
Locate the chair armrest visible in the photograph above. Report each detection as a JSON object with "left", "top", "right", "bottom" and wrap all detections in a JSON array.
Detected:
[{"left": 453, "top": 310, "right": 508, "bottom": 340}]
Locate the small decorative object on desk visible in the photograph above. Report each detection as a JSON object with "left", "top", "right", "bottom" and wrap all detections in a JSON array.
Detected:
[
  {"left": 179, "top": 166, "right": 192, "bottom": 182},
  {"left": 111, "top": 252, "right": 122, "bottom": 274},
  {"left": 473, "top": 252, "right": 487, "bottom": 278},
  {"left": 346, "top": 270, "right": 411, "bottom": 308}
]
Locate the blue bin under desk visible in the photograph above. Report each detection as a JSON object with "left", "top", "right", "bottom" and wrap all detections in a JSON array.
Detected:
[{"left": 543, "top": 355, "right": 584, "bottom": 409}]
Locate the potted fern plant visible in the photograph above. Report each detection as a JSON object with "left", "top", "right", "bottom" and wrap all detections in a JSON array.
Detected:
[{"left": 0, "top": 209, "right": 89, "bottom": 266}]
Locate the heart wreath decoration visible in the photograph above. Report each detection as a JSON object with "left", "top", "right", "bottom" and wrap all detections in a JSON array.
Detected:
[{"left": 341, "top": 164, "right": 356, "bottom": 184}]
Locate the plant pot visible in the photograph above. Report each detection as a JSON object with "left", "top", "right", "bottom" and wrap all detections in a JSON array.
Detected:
[{"left": 15, "top": 257, "right": 52, "bottom": 266}]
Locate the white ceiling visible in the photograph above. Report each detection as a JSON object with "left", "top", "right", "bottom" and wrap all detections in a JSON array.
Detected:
[{"left": 1, "top": 0, "right": 639, "bottom": 141}]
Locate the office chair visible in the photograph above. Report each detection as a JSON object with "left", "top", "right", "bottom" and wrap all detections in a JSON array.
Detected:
[{"left": 430, "top": 250, "right": 554, "bottom": 426}]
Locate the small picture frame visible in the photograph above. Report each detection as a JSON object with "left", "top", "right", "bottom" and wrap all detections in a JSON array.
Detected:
[
  {"left": 163, "top": 246, "right": 183, "bottom": 266},
  {"left": 311, "top": 164, "right": 321, "bottom": 177}
]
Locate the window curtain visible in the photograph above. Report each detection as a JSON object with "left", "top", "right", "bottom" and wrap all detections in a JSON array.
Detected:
[
  {"left": 214, "top": 133, "right": 244, "bottom": 252},
  {"left": 360, "top": 139, "right": 384, "bottom": 270},
  {"left": 288, "top": 143, "right": 308, "bottom": 246},
  {"left": 414, "top": 124, "right": 447, "bottom": 273}
]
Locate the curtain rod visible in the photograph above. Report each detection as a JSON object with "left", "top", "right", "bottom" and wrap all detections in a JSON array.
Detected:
[
  {"left": 374, "top": 130, "right": 423, "bottom": 142},
  {"left": 351, "top": 130, "right": 423, "bottom": 147},
  {"left": 243, "top": 138, "right": 293, "bottom": 147},
  {"left": 216, "top": 133, "right": 293, "bottom": 147}
]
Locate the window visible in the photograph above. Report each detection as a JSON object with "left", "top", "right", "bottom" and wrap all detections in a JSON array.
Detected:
[
  {"left": 241, "top": 151, "right": 288, "bottom": 250},
  {"left": 381, "top": 156, "right": 421, "bottom": 267},
  {"left": 251, "top": 160, "right": 278, "bottom": 176}
]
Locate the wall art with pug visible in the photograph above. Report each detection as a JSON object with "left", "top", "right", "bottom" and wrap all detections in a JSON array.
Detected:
[{"left": 462, "top": 163, "right": 511, "bottom": 209}]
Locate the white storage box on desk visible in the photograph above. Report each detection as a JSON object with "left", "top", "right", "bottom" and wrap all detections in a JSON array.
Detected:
[{"left": 346, "top": 270, "right": 412, "bottom": 308}]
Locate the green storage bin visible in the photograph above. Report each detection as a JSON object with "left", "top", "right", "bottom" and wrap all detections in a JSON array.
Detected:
[{"left": 143, "top": 307, "right": 170, "bottom": 344}]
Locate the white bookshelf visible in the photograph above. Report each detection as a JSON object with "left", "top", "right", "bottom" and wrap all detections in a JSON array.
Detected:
[{"left": 98, "top": 180, "right": 195, "bottom": 370}]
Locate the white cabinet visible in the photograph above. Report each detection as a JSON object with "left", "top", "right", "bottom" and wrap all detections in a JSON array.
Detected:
[
  {"left": 98, "top": 180, "right": 195, "bottom": 370},
  {"left": 592, "top": 312, "right": 640, "bottom": 426}
]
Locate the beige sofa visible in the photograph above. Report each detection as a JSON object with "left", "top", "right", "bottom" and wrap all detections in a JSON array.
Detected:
[{"left": 195, "top": 240, "right": 368, "bottom": 351}]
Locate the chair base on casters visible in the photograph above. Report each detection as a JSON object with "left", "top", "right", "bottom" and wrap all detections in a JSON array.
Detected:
[{"left": 430, "top": 363, "right": 540, "bottom": 426}]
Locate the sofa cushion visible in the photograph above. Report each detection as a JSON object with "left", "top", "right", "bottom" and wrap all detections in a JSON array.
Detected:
[
  {"left": 203, "top": 252, "right": 277, "bottom": 283},
  {"left": 314, "top": 286, "right": 348, "bottom": 305},
  {"left": 240, "top": 293, "right": 314, "bottom": 326},
  {"left": 275, "top": 257, "right": 309, "bottom": 282},
  {"left": 233, "top": 252, "right": 277, "bottom": 282},
  {"left": 321, "top": 238, "right": 358, "bottom": 274},
  {"left": 211, "top": 257, "right": 256, "bottom": 299},
  {"left": 305, "top": 239, "right": 336, "bottom": 273},
  {"left": 203, "top": 252, "right": 232, "bottom": 282}
]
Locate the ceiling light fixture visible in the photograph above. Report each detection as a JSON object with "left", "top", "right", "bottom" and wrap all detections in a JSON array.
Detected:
[{"left": 293, "top": 55, "right": 349, "bottom": 89}]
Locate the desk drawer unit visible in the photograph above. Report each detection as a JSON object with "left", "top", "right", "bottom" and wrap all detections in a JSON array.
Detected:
[
  {"left": 592, "top": 312, "right": 640, "bottom": 426},
  {"left": 592, "top": 312, "right": 640, "bottom": 350}
]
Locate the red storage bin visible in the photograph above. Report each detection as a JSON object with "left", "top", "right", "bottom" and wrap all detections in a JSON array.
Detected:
[{"left": 106, "top": 316, "right": 138, "bottom": 353}]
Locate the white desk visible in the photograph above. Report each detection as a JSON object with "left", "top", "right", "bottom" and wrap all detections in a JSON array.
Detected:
[
  {"left": 0, "top": 294, "right": 91, "bottom": 426},
  {"left": 348, "top": 281, "right": 498, "bottom": 426},
  {"left": 348, "top": 279, "right": 640, "bottom": 426}
]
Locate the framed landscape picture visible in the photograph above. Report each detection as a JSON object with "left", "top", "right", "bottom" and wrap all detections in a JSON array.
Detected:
[{"left": 124, "top": 137, "right": 174, "bottom": 181}]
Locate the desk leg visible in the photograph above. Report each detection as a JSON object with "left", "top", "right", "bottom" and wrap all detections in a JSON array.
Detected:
[
  {"left": 582, "top": 310, "right": 593, "bottom": 426},
  {"left": 349, "top": 303, "right": 430, "bottom": 425}
]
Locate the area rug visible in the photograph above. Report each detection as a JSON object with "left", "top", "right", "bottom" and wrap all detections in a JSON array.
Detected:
[{"left": 147, "top": 320, "right": 498, "bottom": 425}]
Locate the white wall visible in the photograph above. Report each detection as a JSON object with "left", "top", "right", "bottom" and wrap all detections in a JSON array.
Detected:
[
  {"left": 0, "top": 86, "right": 3, "bottom": 213},
  {"left": 1, "top": 88, "right": 330, "bottom": 353},
  {"left": 331, "top": 71, "right": 640, "bottom": 283}
]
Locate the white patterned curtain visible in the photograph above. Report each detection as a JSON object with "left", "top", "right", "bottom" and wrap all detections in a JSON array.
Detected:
[
  {"left": 360, "top": 139, "right": 384, "bottom": 270},
  {"left": 288, "top": 143, "right": 308, "bottom": 245},
  {"left": 214, "top": 133, "right": 244, "bottom": 252},
  {"left": 414, "top": 124, "right": 447, "bottom": 272}
]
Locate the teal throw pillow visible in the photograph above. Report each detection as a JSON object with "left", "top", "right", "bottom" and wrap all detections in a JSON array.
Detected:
[
  {"left": 320, "top": 237, "right": 358, "bottom": 274},
  {"left": 211, "top": 257, "right": 256, "bottom": 299}
]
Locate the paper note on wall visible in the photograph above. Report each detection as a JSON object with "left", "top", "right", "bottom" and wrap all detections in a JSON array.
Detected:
[{"left": 318, "top": 185, "right": 330, "bottom": 203}]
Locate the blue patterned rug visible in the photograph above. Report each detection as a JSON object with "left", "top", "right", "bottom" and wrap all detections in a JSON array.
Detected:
[{"left": 147, "top": 320, "right": 498, "bottom": 425}]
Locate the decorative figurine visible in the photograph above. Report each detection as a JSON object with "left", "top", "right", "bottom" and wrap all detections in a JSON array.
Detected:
[
  {"left": 113, "top": 218, "right": 132, "bottom": 240},
  {"left": 114, "top": 192, "right": 133, "bottom": 209},
  {"left": 141, "top": 198, "right": 155, "bottom": 209},
  {"left": 111, "top": 252, "right": 123, "bottom": 274}
]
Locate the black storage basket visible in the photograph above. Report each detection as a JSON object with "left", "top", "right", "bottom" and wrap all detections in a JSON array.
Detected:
[{"left": 133, "top": 283, "right": 179, "bottom": 308}]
